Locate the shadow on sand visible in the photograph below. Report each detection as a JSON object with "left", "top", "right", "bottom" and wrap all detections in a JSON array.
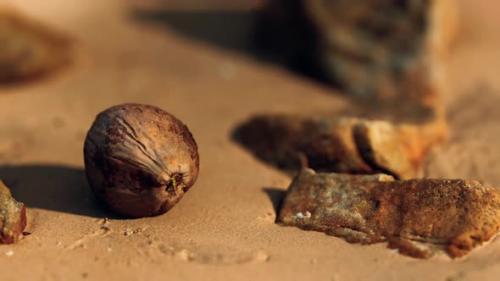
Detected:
[
  {"left": 262, "top": 187, "right": 286, "bottom": 220},
  {"left": 0, "top": 164, "right": 118, "bottom": 218},
  {"left": 130, "top": 1, "right": 330, "bottom": 84}
]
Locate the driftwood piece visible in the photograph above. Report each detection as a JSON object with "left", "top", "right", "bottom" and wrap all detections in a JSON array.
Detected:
[
  {"left": 0, "top": 181, "right": 26, "bottom": 244},
  {"left": 278, "top": 169, "right": 500, "bottom": 258},
  {"left": 233, "top": 112, "right": 446, "bottom": 179}
]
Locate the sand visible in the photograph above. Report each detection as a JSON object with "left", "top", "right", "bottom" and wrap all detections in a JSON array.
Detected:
[{"left": 0, "top": 0, "right": 500, "bottom": 280}]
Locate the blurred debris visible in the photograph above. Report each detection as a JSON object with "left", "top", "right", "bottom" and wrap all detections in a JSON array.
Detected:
[
  {"left": 279, "top": 169, "right": 500, "bottom": 258},
  {"left": 257, "top": 0, "right": 459, "bottom": 101},
  {"left": 233, "top": 108, "right": 446, "bottom": 179},
  {"left": 0, "top": 7, "right": 73, "bottom": 85},
  {"left": 238, "top": 0, "right": 454, "bottom": 177}
]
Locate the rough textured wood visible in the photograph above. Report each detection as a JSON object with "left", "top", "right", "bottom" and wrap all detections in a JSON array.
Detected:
[
  {"left": 279, "top": 169, "right": 500, "bottom": 258},
  {"left": 234, "top": 113, "right": 446, "bottom": 179},
  {"left": 0, "top": 181, "right": 26, "bottom": 244},
  {"left": 258, "top": 0, "right": 458, "bottom": 102}
]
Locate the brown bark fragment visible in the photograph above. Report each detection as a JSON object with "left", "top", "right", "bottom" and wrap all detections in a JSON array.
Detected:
[
  {"left": 234, "top": 115, "right": 371, "bottom": 174},
  {"left": 245, "top": 0, "right": 453, "bottom": 177},
  {"left": 257, "top": 0, "right": 459, "bottom": 101},
  {"left": 0, "top": 8, "right": 73, "bottom": 84},
  {"left": 307, "top": 0, "right": 458, "bottom": 98},
  {"left": 234, "top": 113, "right": 446, "bottom": 179},
  {"left": 0, "top": 181, "right": 27, "bottom": 244},
  {"left": 278, "top": 169, "right": 500, "bottom": 258}
]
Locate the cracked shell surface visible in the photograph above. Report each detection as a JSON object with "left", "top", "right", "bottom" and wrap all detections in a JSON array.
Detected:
[{"left": 84, "top": 103, "right": 199, "bottom": 218}]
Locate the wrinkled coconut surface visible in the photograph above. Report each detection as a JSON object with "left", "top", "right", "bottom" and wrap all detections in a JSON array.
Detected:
[
  {"left": 84, "top": 104, "right": 200, "bottom": 218},
  {"left": 278, "top": 169, "right": 500, "bottom": 258}
]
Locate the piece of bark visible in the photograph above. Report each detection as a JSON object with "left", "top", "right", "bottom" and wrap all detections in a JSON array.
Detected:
[
  {"left": 233, "top": 112, "right": 446, "bottom": 179},
  {"left": 278, "top": 169, "right": 500, "bottom": 258},
  {"left": 0, "top": 181, "right": 27, "bottom": 244},
  {"left": 353, "top": 115, "right": 447, "bottom": 178},
  {"left": 0, "top": 8, "right": 73, "bottom": 84},
  {"left": 234, "top": 115, "right": 371, "bottom": 174},
  {"left": 257, "top": 0, "right": 458, "bottom": 101}
]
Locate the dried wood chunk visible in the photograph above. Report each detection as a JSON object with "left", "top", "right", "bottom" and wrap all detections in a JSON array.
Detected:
[
  {"left": 0, "top": 181, "right": 26, "bottom": 244},
  {"left": 257, "top": 0, "right": 458, "bottom": 101},
  {"left": 0, "top": 8, "right": 73, "bottom": 84},
  {"left": 234, "top": 115, "right": 371, "bottom": 174},
  {"left": 278, "top": 169, "right": 500, "bottom": 258},
  {"left": 233, "top": 113, "right": 446, "bottom": 179},
  {"left": 354, "top": 116, "right": 447, "bottom": 178},
  {"left": 306, "top": 0, "right": 458, "bottom": 100},
  {"left": 305, "top": 0, "right": 452, "bottom": 97}
]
